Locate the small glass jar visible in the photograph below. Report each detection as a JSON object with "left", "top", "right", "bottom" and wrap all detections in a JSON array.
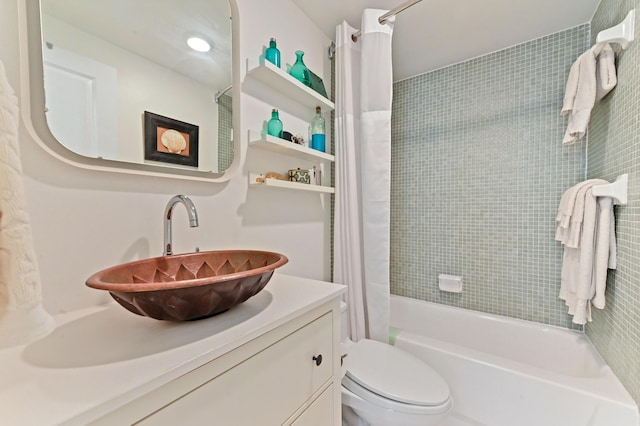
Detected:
[
  {"left": 267, "top": 109, "right": 283, "bottom": 138},
  {"left": 265, "top": 38, "right": 280, "bottom": 68}
]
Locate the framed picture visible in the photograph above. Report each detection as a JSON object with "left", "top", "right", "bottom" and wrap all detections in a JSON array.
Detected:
[{"left": 144, "top": 111, "right": 199, "bottom": 167}]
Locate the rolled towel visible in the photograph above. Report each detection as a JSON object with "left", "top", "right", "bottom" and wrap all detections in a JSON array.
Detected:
[{"left": 595, "top": 44, "right": 617, "bottom": 102}]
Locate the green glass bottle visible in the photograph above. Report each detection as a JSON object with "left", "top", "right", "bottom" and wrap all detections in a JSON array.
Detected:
[
  {"left": 265, "top": 38, "right": 280, "bottom": 68},
  {"left": 289, "top": 50, "right": 311, "bottom": 86},
  {"left": 267, "top": 109, "right": 283, "bottom": 138}
]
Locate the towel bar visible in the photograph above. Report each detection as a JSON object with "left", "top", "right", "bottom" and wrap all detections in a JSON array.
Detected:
[
  {"left": 596, "top": 9, "right": 635, "bottom": 50},
  {"left": 592, "top": 174, "right": 628, "bottom": 205}
]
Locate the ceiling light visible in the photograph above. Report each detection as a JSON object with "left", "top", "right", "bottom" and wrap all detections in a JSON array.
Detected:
[{"left": 187, "top": 37, "right": 211, "bottom": 52}]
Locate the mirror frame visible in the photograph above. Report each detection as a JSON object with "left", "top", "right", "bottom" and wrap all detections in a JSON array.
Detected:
[{"left": 18, "top": 0, "right": 240, "bottom": 183}]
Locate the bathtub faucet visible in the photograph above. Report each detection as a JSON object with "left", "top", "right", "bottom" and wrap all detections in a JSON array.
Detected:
[{"left": 163, "top": 195, "right": 199, "bottom": 256}]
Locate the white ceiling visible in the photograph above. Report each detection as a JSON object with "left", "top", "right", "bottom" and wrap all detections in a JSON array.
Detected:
[
  {"left": 293, "top": 0, "right": 601, "bottom": 81},
  {"left": 42, "top": 0, "right": 232, "bottom": 90},
  {"left": 41, "top": 0, "right": 603, "bottom": 86}
]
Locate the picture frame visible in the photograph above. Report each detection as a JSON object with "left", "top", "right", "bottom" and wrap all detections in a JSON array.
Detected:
[{"left": 144, "top": 111, "right": 199, "bottom": 167}]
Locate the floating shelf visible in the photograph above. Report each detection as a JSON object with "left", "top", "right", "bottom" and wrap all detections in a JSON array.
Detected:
[
  {"left": 249, "top": 173, "right": 335, "bottom": 194},
  {"left": 248, "top": 131, "right": 334, "bottom": 163},
  {"left": 246, "top": 61, "right": 334, "bottom": 111}
]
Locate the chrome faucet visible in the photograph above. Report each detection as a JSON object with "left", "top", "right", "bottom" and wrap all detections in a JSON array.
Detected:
[{"left": 163, "top": 195, "right": 199, "bottom": 255}]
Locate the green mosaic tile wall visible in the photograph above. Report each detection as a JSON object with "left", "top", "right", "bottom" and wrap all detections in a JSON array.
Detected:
[
  {"left": 218, "top": 93, "right": 233, "bottom": 172},
  {"left": 587, "top": 0, "right": 640, "bottom": 406},
  {"left": 390, "top": 25, "right": 589, "bottom": 329}
]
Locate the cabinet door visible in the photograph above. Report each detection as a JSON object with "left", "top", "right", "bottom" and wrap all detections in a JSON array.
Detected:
[
  {"left": 137, "top": 312, "right": 333, "bottom": 425},
  {"left": 290, "top": 386, "right": 334, "bottom": 426}
]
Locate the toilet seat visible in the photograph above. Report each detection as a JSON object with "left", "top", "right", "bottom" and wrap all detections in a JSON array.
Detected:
[{"left": 343, "top": 339, "right": 451, "bottom": 413}]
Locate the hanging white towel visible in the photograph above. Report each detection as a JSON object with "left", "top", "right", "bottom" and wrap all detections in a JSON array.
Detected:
[
  {"left": 559, "top": 188, "right": 597, "bottom": 324},
  {"left": 558, "top": 182, "right": 617, "bottom": 325},
  {"left": 592, "top": 197, "right": 614, "bottom": 309},
  {"left": 561, "top": 43, "right": 617, "bottom": 145},
  {"left": 0, "top": 60, "right": 54, "bottom": 347},
  {"left": 561, "top": 47, "right": 597, "bottom": 144},
  {"left": 608, "top": 206, "right": 617, "bottom": 270},
  {"left": 555, "top": 179, "right": 607, "bottom": 247}
]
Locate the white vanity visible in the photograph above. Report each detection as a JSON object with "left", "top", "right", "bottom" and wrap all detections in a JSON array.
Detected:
[{"left": 0, "top": 274, "right": 345, "bottom": 425}]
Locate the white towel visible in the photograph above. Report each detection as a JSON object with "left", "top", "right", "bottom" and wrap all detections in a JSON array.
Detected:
[
  {"left": 561, "top": 47, "right": 597, "bottom": 144},
  {"left": 555, "top": 179, "right": 607, "bottom": 247},
  {"left": 0, "top": 60, "right": 54, "bottom": 347},
  {"left": 561, "top": 43, "right": 617, "bottom": 145},
  {"left": 592, "top": 197, "right": 614, "bottom": 309},
  {"left": 559, "top": 188, "right": 597, "bottom": 324},
  {"left": 595, "top": 44, "right": 617, "bottom": 102},
  {"left": 608, "top": 206, "right": 617, "bottom": 270},
  {"left": 558, "top": 185, "right": 617, "bottom": 325}
]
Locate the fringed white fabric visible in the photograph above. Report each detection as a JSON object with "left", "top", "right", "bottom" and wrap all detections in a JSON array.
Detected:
[{"left": 0, "top": 60, "right": 54, "bottom": 348}]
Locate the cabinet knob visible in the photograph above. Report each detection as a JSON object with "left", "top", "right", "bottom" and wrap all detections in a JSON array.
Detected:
[{"left": 312, "top": 354, "right": 323, "bottom": 366}]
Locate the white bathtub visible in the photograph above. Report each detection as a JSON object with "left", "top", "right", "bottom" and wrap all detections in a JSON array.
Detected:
[{"left": 390, "top": 295, "right": 639, "bottom": 426}]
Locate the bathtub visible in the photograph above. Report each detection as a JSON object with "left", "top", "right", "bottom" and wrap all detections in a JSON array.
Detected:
[{"left": 390, "top": 295, "right": 639, "bottom": 426}]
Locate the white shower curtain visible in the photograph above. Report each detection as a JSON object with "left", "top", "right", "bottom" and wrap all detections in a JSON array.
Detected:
[{"left": 334, "top": 10, "right": 394, "bottom": 343}]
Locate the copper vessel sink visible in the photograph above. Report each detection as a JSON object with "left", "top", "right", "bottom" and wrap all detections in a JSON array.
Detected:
[{"left": 86, "top": 250, "right": 288, "bottom": 321}]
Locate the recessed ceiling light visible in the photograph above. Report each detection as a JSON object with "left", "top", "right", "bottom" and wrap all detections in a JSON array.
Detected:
[{"left": 187, "top": 37, "right": 211, "bottom": 52}]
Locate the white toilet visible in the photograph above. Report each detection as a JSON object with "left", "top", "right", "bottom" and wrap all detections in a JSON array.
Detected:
[{"left": 340, "top": 303, "right": 452, "bottom": 426}]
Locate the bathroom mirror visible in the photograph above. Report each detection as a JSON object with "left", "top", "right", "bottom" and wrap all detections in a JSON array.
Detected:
[{"left": 21, "top": 0, "right": 238, "bottom": 181}]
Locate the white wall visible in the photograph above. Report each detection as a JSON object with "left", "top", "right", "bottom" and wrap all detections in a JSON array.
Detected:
[{"left": 0, "top": 0, "right": 333, "bottom": 315}]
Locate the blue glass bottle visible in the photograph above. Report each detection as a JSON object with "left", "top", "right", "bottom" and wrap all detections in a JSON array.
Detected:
[
  {"left": 289, "top": 50, "right": 311, "bottom": 86},
  {"left": 265, "top": 38, "right": 280, "bottom": 68},
  {"left": 309, "top": 106, "right": 325, "bottom": 151},
  {"left": 267, "top": 109, "right": 283, "bottom": 138}
]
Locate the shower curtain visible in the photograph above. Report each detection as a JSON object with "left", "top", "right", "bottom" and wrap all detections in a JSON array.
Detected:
[{"left": 334, "top": 10, "right": 394, "bottom": 342}]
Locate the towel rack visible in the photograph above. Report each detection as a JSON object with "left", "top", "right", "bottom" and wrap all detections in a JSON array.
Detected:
[
  {"left": 595, "top": 9, "right": 635, "bottom": 50},
  {"left": 592, "top": 174, "right": 628, "bottom": 205}
]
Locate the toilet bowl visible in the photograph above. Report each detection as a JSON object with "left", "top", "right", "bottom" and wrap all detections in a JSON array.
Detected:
[{"left": 341, "top": 304, "right": 452, "bottom": 426}]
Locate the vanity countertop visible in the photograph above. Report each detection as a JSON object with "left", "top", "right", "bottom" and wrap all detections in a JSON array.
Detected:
[{"left": 0, "top": 273, "right": 346, "bottom": 425}]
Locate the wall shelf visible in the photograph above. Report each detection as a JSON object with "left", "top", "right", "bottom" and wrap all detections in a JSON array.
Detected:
[
  {"left": 246, "top": 57, "right": 334, "bottom": 196},
  {"left": 246, "top": 61, "right": 334, "bottom": 112},
  {"left": 248, "top": 131, "right": 334, "bottom": 163},
  {"left": 249, "top": 173, "right": 335, "bottom": 194}
]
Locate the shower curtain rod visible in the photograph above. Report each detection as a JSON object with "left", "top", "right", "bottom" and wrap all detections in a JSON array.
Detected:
[
  {"left": 214, "top": 85, "right": 232, "bottom": 103},
  {"left": 351, "top": 0, "right": 423, "bottom": 42}
]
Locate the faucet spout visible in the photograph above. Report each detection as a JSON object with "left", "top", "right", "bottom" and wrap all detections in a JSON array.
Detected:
[{"left": 163, "top": 195, "right": 199, "bottom": 256}]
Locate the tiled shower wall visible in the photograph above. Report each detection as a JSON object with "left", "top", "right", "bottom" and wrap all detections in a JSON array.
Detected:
[
  {"left": 390, "top": 25, "right": 589, "bottom": 329},
  {"left": 217, "top": 93, "right": 233, "bottom": 172},
  {"left": 586, "top": 0, "right": 640, "bottom": 405}
]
